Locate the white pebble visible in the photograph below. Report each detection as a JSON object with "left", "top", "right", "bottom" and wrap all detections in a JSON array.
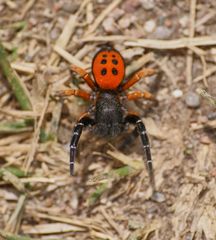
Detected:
[
  {"left": 144, "top": 20, "right": 156, "bottom": 33},
  {"left": 172, "top": 89, "right": 183, "bottom": 98},
  {"left": 139, "top": 0, "right": 155, "bottom": 10}
]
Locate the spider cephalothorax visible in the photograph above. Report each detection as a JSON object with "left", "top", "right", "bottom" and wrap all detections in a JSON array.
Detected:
[{"left": 58, "top": 47, "right": 157, "bottom": 191}]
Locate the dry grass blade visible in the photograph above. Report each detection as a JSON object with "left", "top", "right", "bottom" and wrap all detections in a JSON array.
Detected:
[
  {"left": 90, "top": 230, "right": 116, "bottom": 240},
  {"left": 29, "top": 212, "right": 92, "bottom": 229},
  {"left": 20, "top": 0, "right": 36, "bottom": 19},
  {"left": 84, "top": 0, "right": 123, "bottom": 36},
  {"left": 125, "top": 36, "right": 216, "bottom": 49},
  {"left": 11, "top": 62, "right": 36, "bottom": 74},
  {"left": 186, "top": 0, "right": 197, "bottom": 85},
  {"left": 53, "top": 45, "right": 88, "bottom": 69},
  {"left": 22, "top": 223, "right": 86, "bottom": 234},
  {"left": 24, "top": 86, "right": 51, "bottom": 173},
  {"left": 143, "top": 117, "right": 166, "bottom": 140},
  {"left": 100, "top": 207, "right": 124, "bottom": 240},
  {"left": 5, "top": 194, "right": 27, "bottom": 233},
  {"left": 107, "top": 149, "right": 144, "bottom": 170},
  {"left": 193, "top": 66, "right": 216, "bottom": 82},
  {"left": 49, "top": 15, "right": 78, "bottom": 66},
  {"left": 2, "top": 170, "right": 26, "bottom": 192},
  {"left": 0, "top": 230, "right": 35, "bottom": 240},
  {"left": 125, "top": 52, "right": 154, "bottom": 77}
]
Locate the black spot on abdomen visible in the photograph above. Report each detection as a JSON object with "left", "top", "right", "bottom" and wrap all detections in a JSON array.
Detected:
[
  {"left": 101, "top": 68, "right": 107, "bottom": 75},
  {"left": 112, "top": 59, "right": 118, "bottom": 65},
  {"left": 112, "top": 68, "right": 118, "bottom": 75},
  {"left": 101, "top": 59, "right": 107, "bottom": 64}
]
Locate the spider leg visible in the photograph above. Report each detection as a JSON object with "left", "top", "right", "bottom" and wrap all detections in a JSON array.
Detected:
[
  {"left": 126, "top": 91, "right": 158, "bottom": 103},
  {"left": 56, "top": 89, "right": 91, "bottom": 101},
  {"left": 71, "top": 64, "right": 97, "bottom": 91},
  {"left": 70, "top": 113, "right": 95, "bottom": 175},
  {"left": 121, "top": 68, "right": 155, "bottom": 91},
  {"left": 125, "top": 113, "right": 156, "bottom": 192}
]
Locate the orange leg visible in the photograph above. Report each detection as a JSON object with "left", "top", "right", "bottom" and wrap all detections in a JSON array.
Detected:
[
  {"left": 126, "top": 91, "right": 157, "bottom": 102},
  {"left": 56, "top": 89, "right": 91, "bottom": 101},
  {"left": 121, "top": 68, "right": 155, "bottom": 91},
  {"left": 71, "top": 64, "right": 97, "bottom": 91}
]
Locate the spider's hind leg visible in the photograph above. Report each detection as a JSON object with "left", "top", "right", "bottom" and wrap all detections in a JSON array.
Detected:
[
  {"left": 125, "top": 113, "right": 156, "bottom": 193},
  {"left": 70, "top": 113, "right": 95, "bottom": 175}
]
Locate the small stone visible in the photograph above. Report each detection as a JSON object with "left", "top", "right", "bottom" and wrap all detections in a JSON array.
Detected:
[
  {"left": 61, "top": 2, "right": 79, "bottom": 13},
  {"left": 172, "top": 89, "right": 183, "bottom": 98},
  {"left": 118, "top": 15, "right": 137, "bottom": 29},
  {"left": 151, "top": 191, "right": 166, "bottom": 203},
  {"left": 122, "top": 0, "right": 140, "bottom": 13},
  {"left": 179, "top": 15, "right": 189, "bottom": 28},
  {"left": 109, "top": 8, "right": 125, "bottom": 20},
  {"left": 102, "top": 17, "right": 117, "bottom": 33},
  {"left": 144, "top": 19, "right": 156, "bottom": 33},
  {"left": 152, "top": 26, "right": 173, "bottom": 39},
  {"left": 185, "top": 91, "right": 201, "bottom": 108},
  {"left": 139, "top": 0, "right": 155, "bottom": 10},
  {"left": 50, "top": 28, "right": 60, "bottom": 40}
]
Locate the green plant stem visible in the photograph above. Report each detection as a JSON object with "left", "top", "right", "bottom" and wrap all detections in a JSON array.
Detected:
[{"left": 0, "top": 41, "right": 32, "bottom": 110}]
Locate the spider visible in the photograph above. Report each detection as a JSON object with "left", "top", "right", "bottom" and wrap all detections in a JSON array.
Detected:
[{"left": 58, "top": 46, "right": 157, "bottom": 191}]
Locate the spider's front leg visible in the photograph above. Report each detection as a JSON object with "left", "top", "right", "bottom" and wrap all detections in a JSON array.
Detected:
[
  {"left": 70, "top": 113, "right": 95, "bottom": 175},
  {"left": 125, "top": 113, "right": 156, "bottom": 192}
]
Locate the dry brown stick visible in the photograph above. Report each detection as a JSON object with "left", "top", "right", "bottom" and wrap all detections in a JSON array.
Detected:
[
  {"left": 186, "top": 0, "right": 197, "bottom": 85},
  {"left": 84, "top": 0, "right": 123, "bottom": 36},
  {"left": 24, "top": 86, "right": 51, "bottom": 173}
]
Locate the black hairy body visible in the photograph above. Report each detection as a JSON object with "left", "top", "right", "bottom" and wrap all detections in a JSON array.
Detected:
[{"left": 94, "top": 91, "right": 125, "bottom": 137}]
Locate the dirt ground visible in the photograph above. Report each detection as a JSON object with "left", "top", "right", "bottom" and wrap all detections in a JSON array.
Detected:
[{"left": 0, "top": 0, "right": 216, "bottom": 239}]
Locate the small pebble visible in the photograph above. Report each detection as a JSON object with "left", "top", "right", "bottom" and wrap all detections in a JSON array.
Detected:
[
  {"left": 152, "top": 26, "right": 173, "bottom": 39},
  {"left": 109, "top": 8, "right": 125, "bottom": 20},
  {"left": 118, "top": 15, "right": 137, "bottom": 29},
  {"left": 139, "top": 0, "right": 155, "bottom": 10},
  {"left": 179, "top": 15, "right": 189, "bottom": 28},
  {"left": 61, "top": 2, "right": 79, "bottom": 13},
  {"left": 102, "top": 17, "right": 117, "bottom": 33},
  {"left": 172, "top": 89, "right": 183, "bottom": 98},
  {"left": 144, "top": 19, "right": 156, "bottom": 33},
  {"left": 185, "top": 91, "right": 201, "bottom": 108},
  {"left": 151, "top": 191, "right": 166, "bottom": 203},
  {"left": 122, "top": 0, "right": 140, "bottom": 13},
  {"left": 50, "top": 28, "right": 60, "bottom": 40}
]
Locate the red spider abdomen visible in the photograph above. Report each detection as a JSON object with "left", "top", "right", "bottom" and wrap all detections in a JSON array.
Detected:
[{"left": 92, "top": 49, "right": 125, "bottom": 90}]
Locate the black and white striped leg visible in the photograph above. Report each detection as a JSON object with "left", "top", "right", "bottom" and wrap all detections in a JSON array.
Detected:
[
  {"left": 70, "top": 115, "right": 94, "bottom": 176},
  {"left": 125, "top": 114, "right": 156, "bottom": 192}
]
